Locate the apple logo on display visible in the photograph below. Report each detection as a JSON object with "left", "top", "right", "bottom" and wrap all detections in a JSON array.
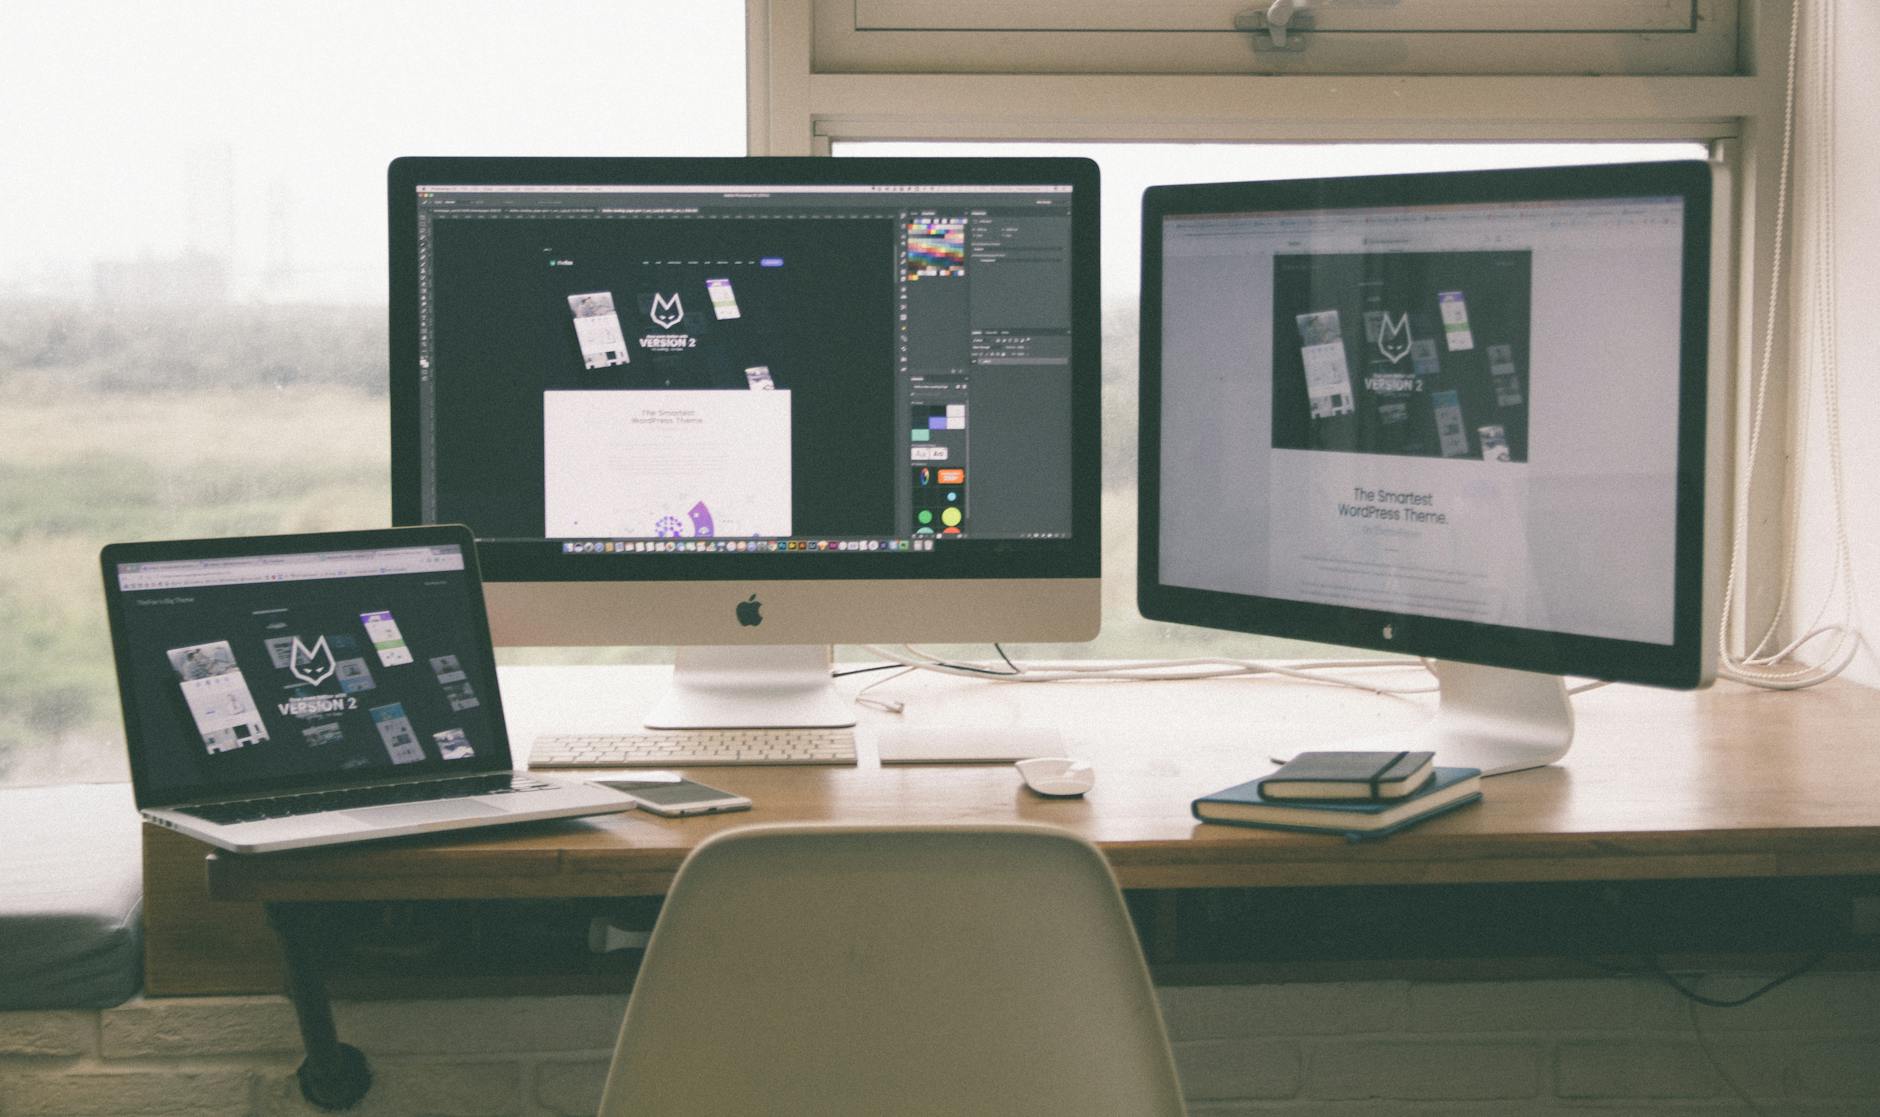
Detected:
[
  {"left": 736, "top": 594, "right": 763, "bottom": 627},
  {"left": 1381, "top": 624, "right": 1395, "bottom": 641}
]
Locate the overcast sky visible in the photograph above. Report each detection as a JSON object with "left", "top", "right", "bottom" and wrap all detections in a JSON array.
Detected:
[{"left": 0, "top": 1, "right": 746, "bottom": 301}]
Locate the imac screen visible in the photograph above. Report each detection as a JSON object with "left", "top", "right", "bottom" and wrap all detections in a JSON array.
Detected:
[{"left": 392, "top": 160, "right": 1097, "bottom": 582}]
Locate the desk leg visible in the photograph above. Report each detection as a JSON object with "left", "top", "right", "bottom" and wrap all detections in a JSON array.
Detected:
[{"left": 266, "top": 902, "right": 372, "bottom": 1111}]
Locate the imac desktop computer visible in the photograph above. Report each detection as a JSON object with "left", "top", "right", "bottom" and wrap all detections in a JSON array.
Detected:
[
  {"left": 1139, "top": 161, "right": 1722, "bottom": 775},
  {"left": 389, "top": 157, "right": 1100, "bottom": 729}
]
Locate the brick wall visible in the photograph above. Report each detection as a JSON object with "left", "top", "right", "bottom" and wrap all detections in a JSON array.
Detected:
[
  {"left": 1167, "top": 974, "right": 1880, "bottom": 1114},
  {"left": 1, "top": 975, "right": 1875, "bottom": 1115}
]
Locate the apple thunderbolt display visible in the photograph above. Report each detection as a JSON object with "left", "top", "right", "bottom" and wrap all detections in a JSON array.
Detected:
[
  {"left": 390, "top": 157, "right": 1100, "bottom": 728},
  {"left": 1139, "top": 162, "right": 1720, "bottom": 774}
]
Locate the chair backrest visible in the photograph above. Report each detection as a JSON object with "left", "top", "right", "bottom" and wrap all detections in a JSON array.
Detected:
[{"left": 598, "top": 823, "right": 1185, "bottom": 1117}]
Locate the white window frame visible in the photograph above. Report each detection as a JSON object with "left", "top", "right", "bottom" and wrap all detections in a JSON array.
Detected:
[
  {"left": 853, "top": 0, "right": 1696, "bottom": 32},
  {"left": 745, "top": 0, "right": 1796, "bottom": 644},
  {"left": 809, "top": 0, "right": 1737, "bottom": 76}
]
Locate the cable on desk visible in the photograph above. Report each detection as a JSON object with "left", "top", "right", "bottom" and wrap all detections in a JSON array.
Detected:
[
  {"left": 1687, "top": 997, "right": 1771, "bottom": 1117},
  {"left": 1578, "top": 948, "right": 1814, "bottom": 1116},
  {"left": 1576, "top": 949, "right": 1828, "bottom": 1009},
  {"left": 1583, "top": 877, "right": 1831, "bottom": 1010},
  {"left": 858, "top": 645, "right": 1441, "bottom": 696},
  {"left": 830, "top": 662, "right": 909, "bottom": 679},
  {"left": 852, "top": 665, "right": 918, "bottom": 714},
  {"left": 836, "top": 644, "right": 1021, "bottom": 681},
  {"left": 1648, "top": 951, "right": 1828, "bottom": 1009}
]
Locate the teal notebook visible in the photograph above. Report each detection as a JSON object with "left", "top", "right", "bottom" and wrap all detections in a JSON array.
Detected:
[{"left": 1192, "top": 766, "right": 1483, "bottom": 841}]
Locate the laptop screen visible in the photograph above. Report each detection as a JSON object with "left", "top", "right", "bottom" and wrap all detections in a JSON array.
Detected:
[{"left": 104, "top": 531, "right": 511, "bottom": 807}]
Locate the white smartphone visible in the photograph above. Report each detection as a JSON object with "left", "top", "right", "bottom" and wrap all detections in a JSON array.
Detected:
[{"left": 592, "top": 776, "right": 752, "bottom": 817}]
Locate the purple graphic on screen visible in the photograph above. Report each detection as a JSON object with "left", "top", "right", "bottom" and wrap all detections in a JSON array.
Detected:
[{"left": 652, "top": 503, "right": 716, "bottom": 539}]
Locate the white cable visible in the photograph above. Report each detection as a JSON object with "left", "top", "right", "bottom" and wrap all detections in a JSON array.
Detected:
[
  {"left": 857, "top": 644, "right": 1439, "bottom": 695},
  {"left": 852, "top": 664, "right": 917, "bottom": 713},
  {"left": 1717, "top": 0, "right": 1868, "bottom": 689},
  {"left": 850, "top": 646, "right": 1638, "bottom": 710},
  {"left": 1719, "top": 0, "right": 1801, "bottom": 674}
]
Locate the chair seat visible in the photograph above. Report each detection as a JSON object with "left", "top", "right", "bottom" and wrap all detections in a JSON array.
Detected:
[{"left": 0, "top": 783, "right": 143, "bottom": 1009}]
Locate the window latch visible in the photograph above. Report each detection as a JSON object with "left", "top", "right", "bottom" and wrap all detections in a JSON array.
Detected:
[{"left": 1234, "top": 0, "right": 1314, "bottom": 52}]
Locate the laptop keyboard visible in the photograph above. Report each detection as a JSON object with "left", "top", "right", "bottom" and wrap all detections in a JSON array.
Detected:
[
  {"left": 177, "top": 773, "right": 557, "bottom": 826},
  {"left": 530, "top": 729, "right": 857, "bottom": 768}
]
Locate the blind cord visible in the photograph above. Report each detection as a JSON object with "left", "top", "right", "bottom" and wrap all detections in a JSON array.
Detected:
[{"left": 1718, "top": 0, "right": 1870, "bottom": 689}]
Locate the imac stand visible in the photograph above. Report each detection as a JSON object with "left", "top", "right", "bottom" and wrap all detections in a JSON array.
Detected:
[
  {"left": 1411, "top": 660, "right": 1573, "bottom": 777},
  {"left": 642, "top": 645, "right": 857, "bottom": 730}
]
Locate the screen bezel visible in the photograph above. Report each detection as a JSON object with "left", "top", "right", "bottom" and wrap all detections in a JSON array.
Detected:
[
  {"left": 388, "top": 155, "right": 1101, "bottom": 584},
  {"left": 101, "top": 524, "right": 513, "bottom": 809},
  {"left": 1137, "top": 160, "right": 1712, "bottom": 689}
]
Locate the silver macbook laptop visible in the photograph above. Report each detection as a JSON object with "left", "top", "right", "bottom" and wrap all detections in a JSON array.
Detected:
[{"left": 102, "top": 525, "right": 634, "bottom": 853}]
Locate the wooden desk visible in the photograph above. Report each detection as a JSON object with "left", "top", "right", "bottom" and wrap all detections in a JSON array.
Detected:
[
  {"left": 207, "top": 664, "right": 1880, "bottom": 904},
  {"left": 186, "top": 664, "right": 1880, "bottom": 1108}
]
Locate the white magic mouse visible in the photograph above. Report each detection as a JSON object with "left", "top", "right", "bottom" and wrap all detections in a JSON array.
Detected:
[{"left": 1016, "top": 757, "right": 1095, "bottom": 798}]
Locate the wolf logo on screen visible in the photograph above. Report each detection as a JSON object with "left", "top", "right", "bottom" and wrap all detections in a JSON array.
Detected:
[
  {"left": 289, "top": 635, "right": 337, "bottom": 687},
  {"left": 649, "top": 292, "right": 685, "bottom": 330},
  {"left": 1376, "top": 312, "right": 1413, "bottom": 364}
]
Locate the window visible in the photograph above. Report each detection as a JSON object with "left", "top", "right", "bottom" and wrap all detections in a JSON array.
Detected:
[{"left": 0, "top": 2, "right": 745, "bottom": 787}]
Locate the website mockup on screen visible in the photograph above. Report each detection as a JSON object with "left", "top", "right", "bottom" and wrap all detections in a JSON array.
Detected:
[
  {"left": 1157, "top": 195, "right": 1686, "bottom": 646},
  {"left": 410, "top": 181, "right": 1079, "bottom": 556}
]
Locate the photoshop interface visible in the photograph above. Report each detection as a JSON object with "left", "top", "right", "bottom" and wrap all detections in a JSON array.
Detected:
[{"left": 412, "top": 183, "right": 1077, "bottom": 552}]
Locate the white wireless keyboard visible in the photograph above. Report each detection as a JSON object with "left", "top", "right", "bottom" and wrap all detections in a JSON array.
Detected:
[{"left": 529, "top": 729, "right": 857, "bottom": 768}]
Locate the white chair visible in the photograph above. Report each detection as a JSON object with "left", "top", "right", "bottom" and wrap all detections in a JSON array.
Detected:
[{"left": 597, "top": 823, "right": 1185, "bottom": 1116}]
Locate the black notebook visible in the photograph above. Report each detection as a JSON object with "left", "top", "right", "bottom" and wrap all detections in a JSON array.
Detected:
[{"left": 1258, "top": 750, "right": 1435, "bottom": 801}]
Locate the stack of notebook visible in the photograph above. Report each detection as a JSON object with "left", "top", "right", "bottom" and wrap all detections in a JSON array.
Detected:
[{"left": 1192, "top": 750, "right": 1482, "bottom": 840}]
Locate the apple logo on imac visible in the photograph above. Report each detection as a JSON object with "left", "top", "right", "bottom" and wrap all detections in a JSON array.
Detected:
[{"left": 736, "top": 594, "right": 763, "bottom": 627}]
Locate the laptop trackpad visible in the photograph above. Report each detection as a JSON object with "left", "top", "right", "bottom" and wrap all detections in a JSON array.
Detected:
[{"left": 343, "top": 799, "right": 505, "bottom": 827}]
